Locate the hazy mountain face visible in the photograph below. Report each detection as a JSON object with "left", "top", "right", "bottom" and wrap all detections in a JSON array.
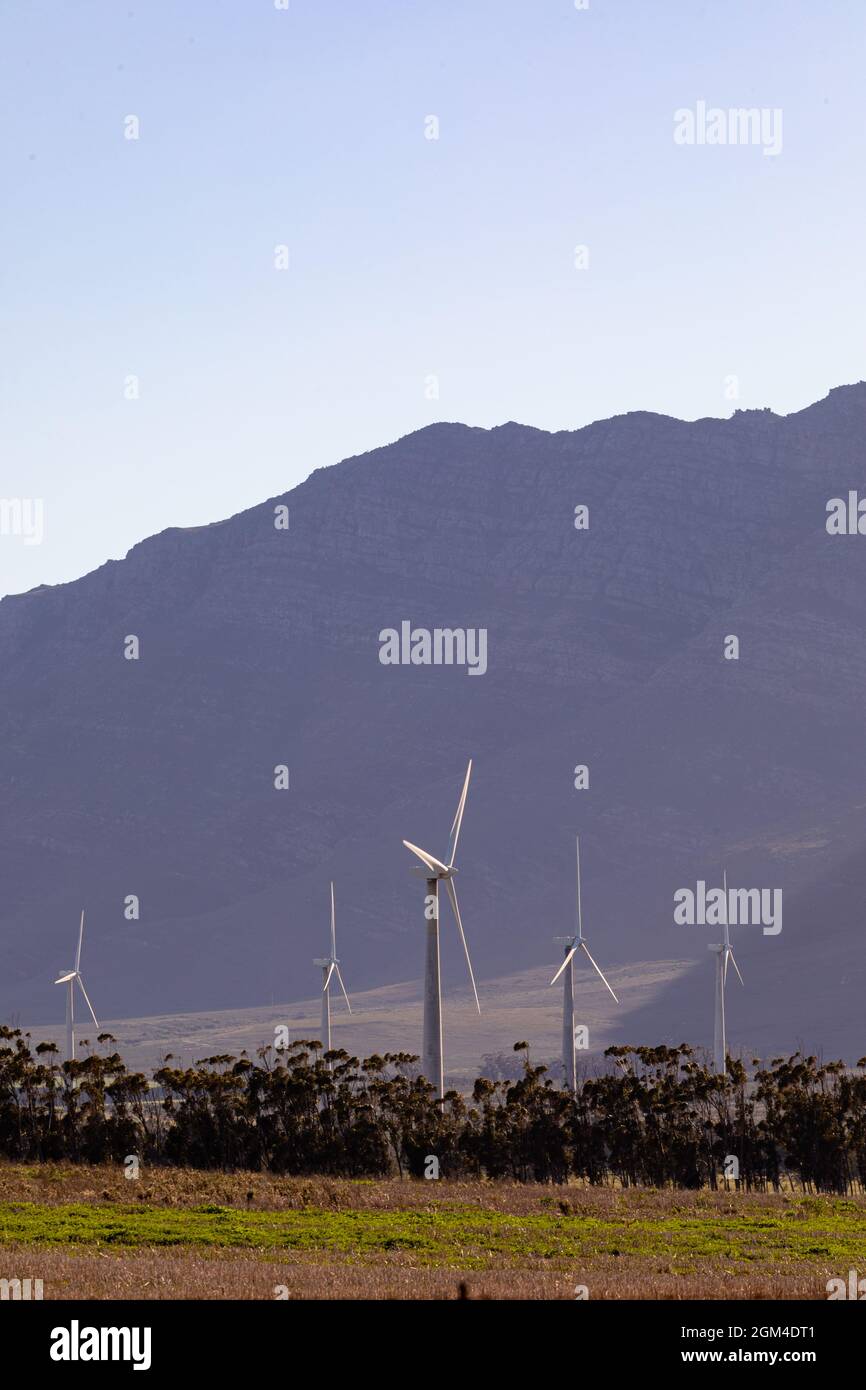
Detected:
[{"left": 2, "top": 386, "right": 866, "bottom": 1058}]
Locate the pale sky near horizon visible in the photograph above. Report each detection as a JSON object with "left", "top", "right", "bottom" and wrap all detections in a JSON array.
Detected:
[{"left": 1, "top": 0, "right": 864, "bottom": 598}]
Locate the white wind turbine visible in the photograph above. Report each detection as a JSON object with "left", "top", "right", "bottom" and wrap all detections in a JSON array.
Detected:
[
  {"left": 313, "top": 881, "right": 351, "bottom": 1059},
  {"left": 551, "top": 836, "right": 619, "bottom": 1092},
  {"left": 54, "top": 910, "right": 100, "bottom": 1063},
  {"left": 402, "top": 759, "right": 480, "bottom": 1099},
  {"left": 707, "top": 869, "right": 744, "bottom": 1077}
]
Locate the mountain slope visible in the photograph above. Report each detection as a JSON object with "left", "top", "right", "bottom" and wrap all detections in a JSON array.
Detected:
[{"left": 2, "top": 384, "right": 866, "bottom": 1061}]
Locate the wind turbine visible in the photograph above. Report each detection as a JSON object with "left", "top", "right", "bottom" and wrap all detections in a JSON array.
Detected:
[
  {"left": 313, "top": 881, "right": 351, "bottom": 1059},
  {"left": 54, "top": 910, "right": 100, "bottom": 1063},
  {"left": 551, "top": 836, "right": 618, "bottom": 1092},
  {"left": 707, "top": 869, "right": 744, "bottom": 1077},
  {"left": 402, "top": 759, "right": 480, "bottom": 1099}
]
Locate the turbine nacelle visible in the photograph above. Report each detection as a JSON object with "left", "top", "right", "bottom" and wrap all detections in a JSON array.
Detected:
[
  {"left": 708, "top": 940, "right": 744, "bottom": 985},
  {"left": 403, "top": 843, "right": 455, "bottom": 880}
]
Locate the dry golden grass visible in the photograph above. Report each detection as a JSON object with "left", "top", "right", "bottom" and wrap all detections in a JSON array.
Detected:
[
  {"left": 0, "top": 1242, "right": 840, "bottom": 1300},
  {"left": 0, "top": 1159, "right": 844, "bottom": 1216},
  {"left": 0, "top": 1162, "right": 861, "bottom": 1300}
]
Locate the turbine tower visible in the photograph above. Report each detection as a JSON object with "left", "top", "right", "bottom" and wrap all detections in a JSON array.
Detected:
[
  {"left": 707, "top": 869, "right": 744, "bottom": 1077},
  {"left": 313, "top": 881, "right": 351, "bottom": 1059},
  {"left": 551, "top": 836, "right": 619, "bottom": 1092},
  {"left": 402, "top": 759, "right": 480, "bottom": 1099},
  {"left": 54, "top": 910, "right": 100, "bottom": 1063}
]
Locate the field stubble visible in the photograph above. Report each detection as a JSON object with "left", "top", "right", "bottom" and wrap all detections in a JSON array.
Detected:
[{"left": 0, "top": 1163, "right": 859, "bottom": 1300}]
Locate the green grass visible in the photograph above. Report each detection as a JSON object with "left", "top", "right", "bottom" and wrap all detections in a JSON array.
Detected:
[{"left": 1, "top": 1199, "right": 865, "bottom": 1269}]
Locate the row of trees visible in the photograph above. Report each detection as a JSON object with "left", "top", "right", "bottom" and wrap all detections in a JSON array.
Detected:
[{"left": 1, "top": 1026, "right": 865, "bottom": 1191}]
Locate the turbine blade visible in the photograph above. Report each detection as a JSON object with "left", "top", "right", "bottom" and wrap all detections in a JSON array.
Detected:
[
  {"left": 402, "top": 840, "right": 449, "bottom": 877},
  {"left": 575, "top": 836, "right": 583, "bottom": 937},
  {"left": 578, "top": 941, "right": 619, "bottom": 1003},
  {"left": 730, "top": 951, "right": 745, "bottom": 987},
  {"left": 322, "top": 962, "right": 335, "bottom": 992},
  {"left": 330, "top": 881, "right": 336, "bottom": 958},
  {"left": 444, "top": 877, "right": 480, "bottom": 1013},
  {"left": 335, "top": 963, "right": 352, "bottom": 1014},
  {"left": 55, "top": 971, "right": 75, "bottom": 984},
  {"left": 75, "top": 910, "right": 85, "bottom": 973},
  {"left": 447, "top": 759, "right": 472, "bottom": 866},
  {"left": 723, "top": 951, "right": 729, "bottom": 985},
  {"left": 76, "top": 975, "right": 99, "bottom": 1028},
  {"left": 723, "top": 869, "right": 730, "bottom": 946},
  {"left": 550, "top": 946, "right": 576, "bottom": 985}
]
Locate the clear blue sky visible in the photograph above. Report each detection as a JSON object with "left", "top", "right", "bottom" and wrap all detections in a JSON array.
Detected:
[{"left": 1, "top": 0, "right": 864, "bottom": 597}]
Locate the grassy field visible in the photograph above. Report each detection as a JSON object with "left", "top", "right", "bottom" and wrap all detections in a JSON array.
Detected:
[{"left": 0, "top": 1162, "right": 860, "bottom": 1299}]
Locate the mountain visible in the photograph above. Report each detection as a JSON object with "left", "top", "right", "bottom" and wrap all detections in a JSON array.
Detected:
[{"left": 3, "top": 384, "right": 866, "bottom": 1062}]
